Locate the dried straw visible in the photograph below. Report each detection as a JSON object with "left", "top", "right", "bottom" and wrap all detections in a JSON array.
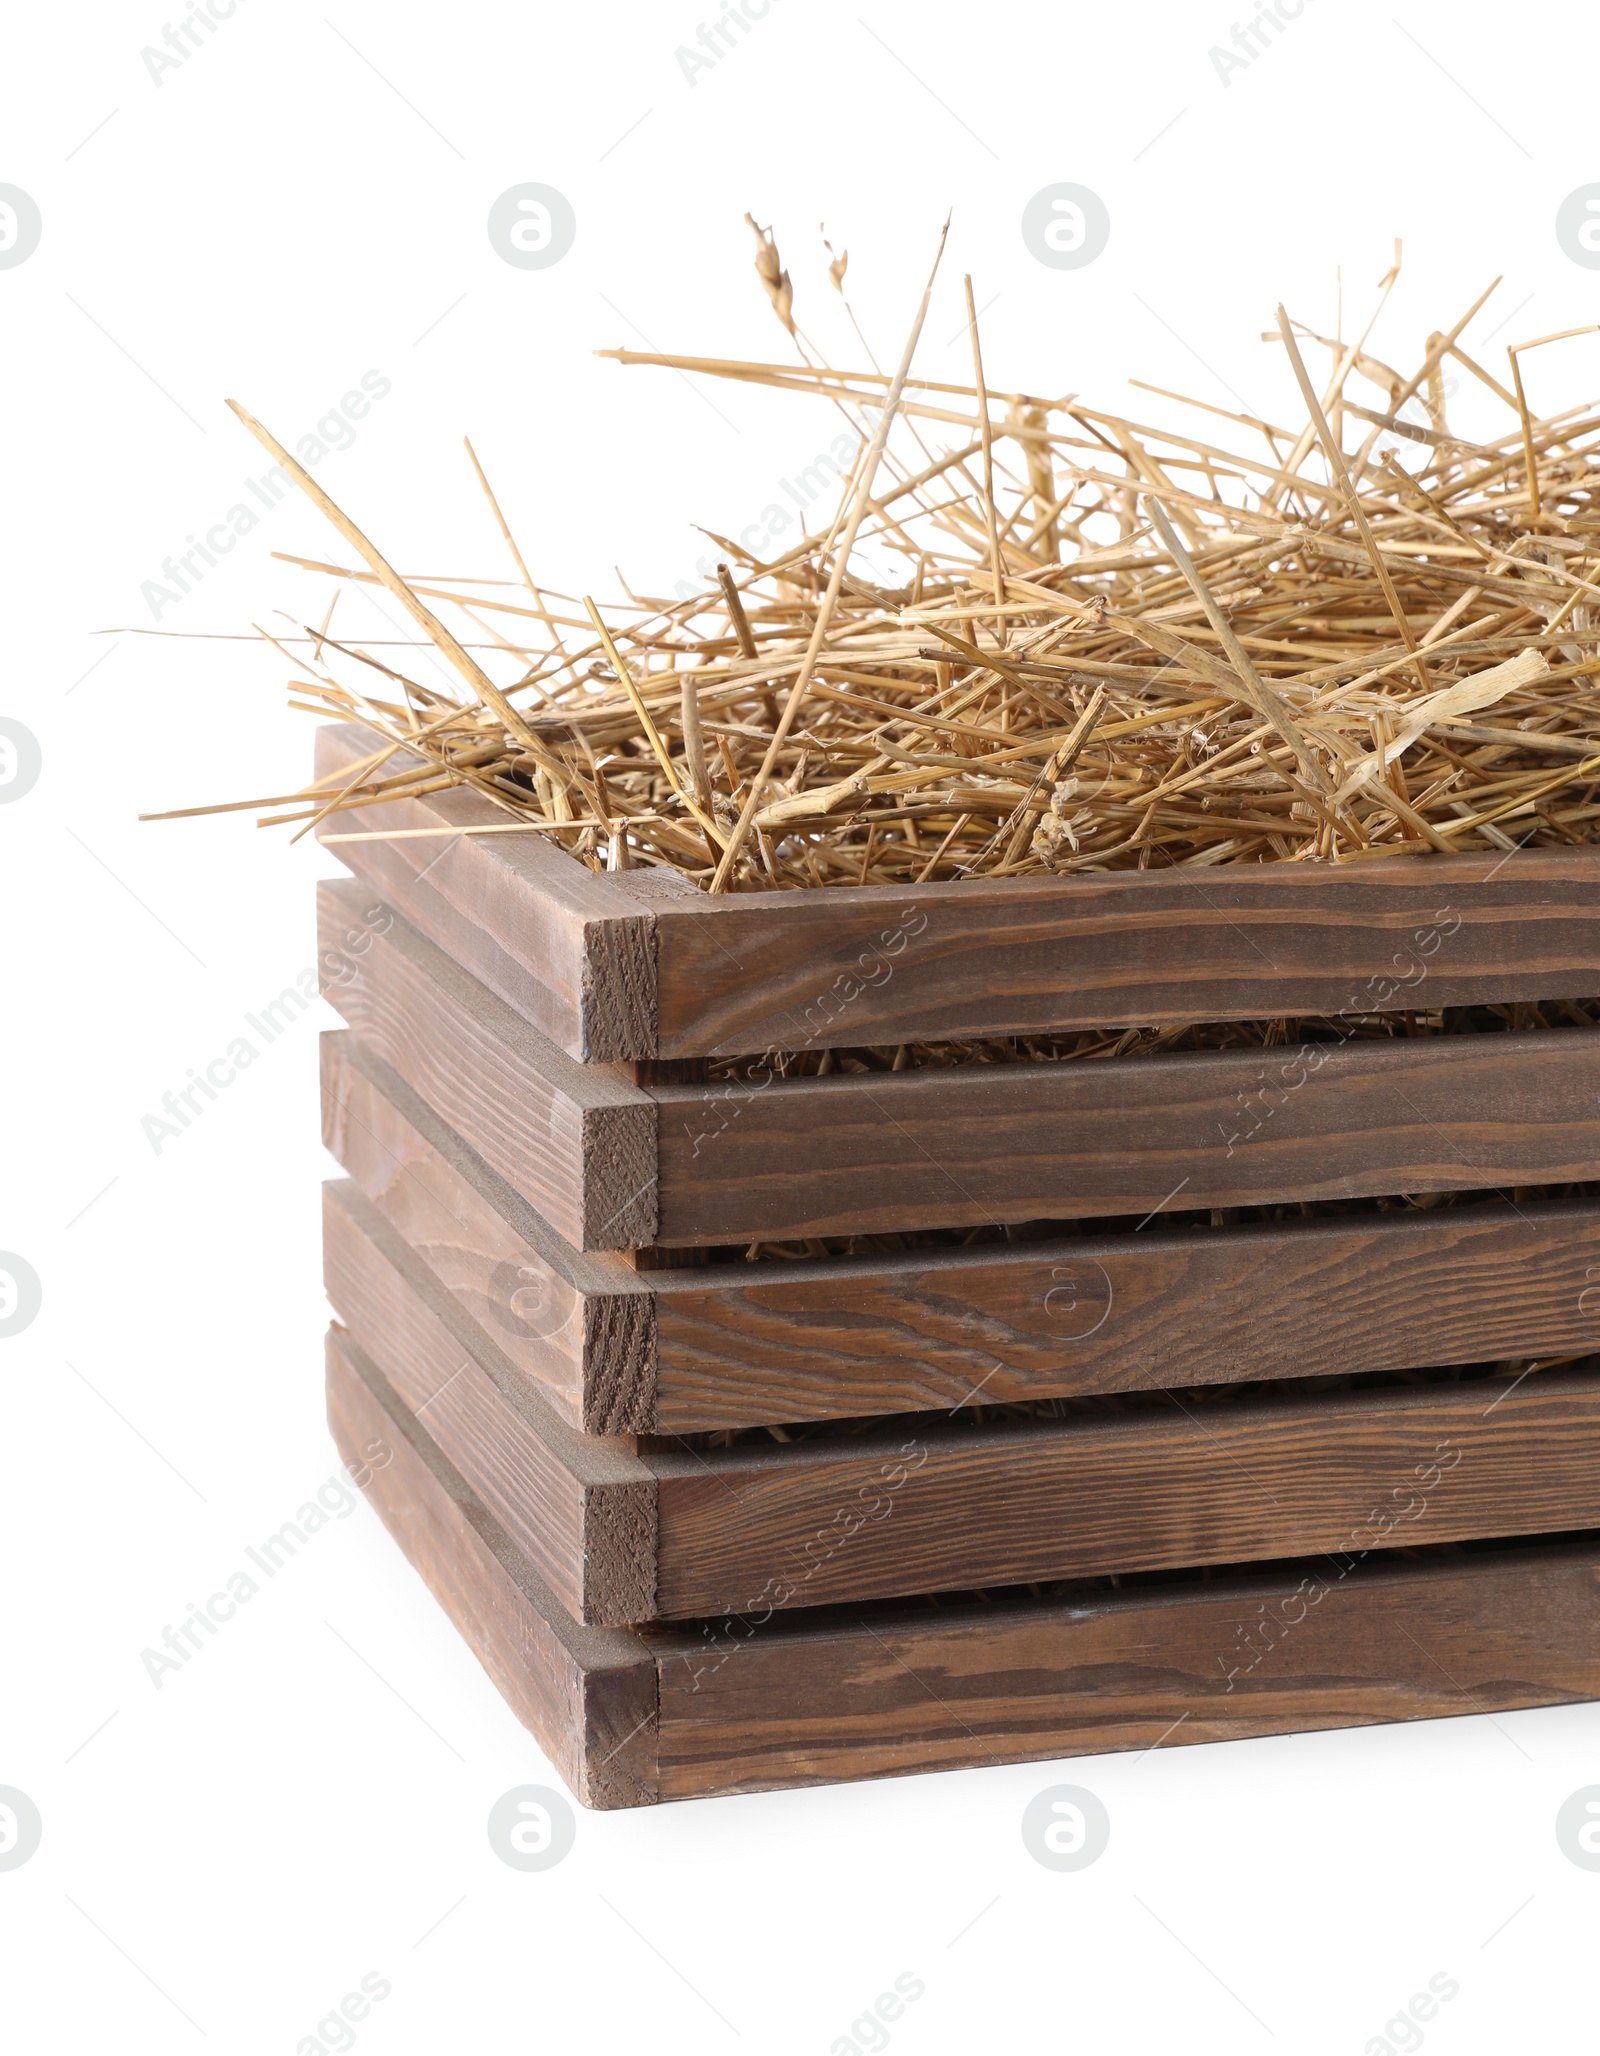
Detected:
[{"left": 148, "top": 234, "right": 1600, "bottom": 893}]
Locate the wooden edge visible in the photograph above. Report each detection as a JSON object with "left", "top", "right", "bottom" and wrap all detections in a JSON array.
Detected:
[
  {"left": 326, "top": 1325, "right": 658, "bottom": 1808},
  {"left": 320, "top": 1029, "right": 657, "bottom": 1434},
  {"left": 323, "top": 1178, "right": 657, "bottom": 1624},
  {"left": 332, "top": 1324, "right": 1600, "bottom": 1805},
  {"left": 317, "top": 879, "right": 658, "bottom": 1250},
  {"left": 316, "top": 722, "right": 688, "bottom": 1062}
]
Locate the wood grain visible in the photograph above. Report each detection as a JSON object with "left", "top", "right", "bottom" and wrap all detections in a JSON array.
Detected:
[
  {"left": 648, "top": 857, "right": 1600, "bottom": 1060},
  {"left": 323, "top": 1179, "right": 655, "bottom": 1624},
  {"left": 324, "top": 1176, "right": 1600, "bottom": 1619},
  {"left": 651, "top": 1196, "right": 1600, "bottom": 1428},
  {"left": 651, "top": 1537, "right": 1600, "bottom": 1800},
  {"left": 331, "top": 1327, "right": 1600, "bottom": 1807},
  {"left": 322, "top": 1030, "right": 1600, "bottom": 1429},
  {"left": 326, "top": 1326, "right": 657, "bottom": 1807},
  {"left": 316, "top": 722, "right": 1600, "bottom": 1061},
  {"left": 653, "top": 1026, "right": 1600, "bottom": 1240},
  {"left": 318, "top": 880, "right": 657, "bottom": 1250},
  {"left": 321, "top": 1030, "right": 655, "bottom": 1433},
  {"left": 649, "top": 1365, "right": 1600, "bottom": 1616},
  {"left": 317, "top": 893, "right": 1600, "bottom": 1247}
]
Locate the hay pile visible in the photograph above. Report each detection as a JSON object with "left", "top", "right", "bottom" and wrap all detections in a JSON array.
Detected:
[{"left": 153, "top": 232, "right": 1600, "bottom": 892}]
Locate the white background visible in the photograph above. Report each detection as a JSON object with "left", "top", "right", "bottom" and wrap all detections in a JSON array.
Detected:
[{"left": 5, "top": 0, "right": 1600, "bottom": 2048}]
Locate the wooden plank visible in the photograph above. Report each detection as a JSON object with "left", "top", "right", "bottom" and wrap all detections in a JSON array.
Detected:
[
  {"left": 652, "top": 1026, "right": 1600, "bottom": 1241},
  {"left": 653, "top": 1197, "right": 1600, "bottom": 1427},
  {"left": 318, "top": 890, "right": 1600, "bottom": 1246},
  {"left": 331, "top": 1327, "right": 1600, "bottom": 1807},
  {"left": 325, "top": 1326, "right": 657, "bottom": 1808},
  {"left": 316, "top": 723, "right": 1600, "bottom": 1062},
  {"left": 321, "top": 1031, "right": 654, "bottom": 1434},
  {"left": 315, "top": 721, "right": 699, "bottom": 1063},
  {"left": 648, "top": 858, "right": 1600, "bottom": 1060},
  {"left": 649, "top": 1363, "right": 1600, "bottom": 1617},
  {"left": 323, "top": 1028, "right": 1600, "bottom": 1430},
  {"left": 323, "top": 1180, "right": 655, "bottom": 1624},
  {"left": 324, "top": 1174, "right": 1600, "bottom": 1618},
  {"left": 318, "top": 879, "right": 657, "bottom": 1251},
  {"left": 652, "top": 1538, "right": 1600, "bottom": 1800}
]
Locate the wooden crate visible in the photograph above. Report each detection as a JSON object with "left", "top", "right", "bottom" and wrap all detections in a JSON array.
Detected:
[{"left": 314, "top": 719, "right": 1600, "bottom": 1802}]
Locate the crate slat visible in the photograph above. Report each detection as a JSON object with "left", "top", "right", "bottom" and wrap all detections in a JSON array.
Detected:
[
  {"left": 325, "top": 1175, "right": 1600, "bottom": 1622},
  {"left": 321, "top": 881, "right": 1600, "bottom": 1249},
  {"left": 651, "top": 1368, "right": 1600, "bottom": 1617},
  {"left": 325, "top": 1027, "right": 1600, "bottom": 1433},
  {"left": 319, "top": 720, "right": 1600, "bottom": 1062},
  {"left": 652, "top": 1028, "right": 1600, "bottom": 1241},
  {"left": 330, "top": 1324, "right": 1600, "bottom": 1808}
]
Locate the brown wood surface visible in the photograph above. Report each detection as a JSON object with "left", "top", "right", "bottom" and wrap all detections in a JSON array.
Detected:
[
  {"left": 651, "top": 1537, "right": 1600, "bottom": 1801},
  {"left": 653, "top": 1026, "right": 1600, "bottom": 1241},
  {"left": 317, "top": 722, "right": 1600, "bottom": 1062},
  {"left": 326, "top": 1326, "right": 657, "bottom": 1807},
  {"left": 647, "top": 859, "right": 1600, "bottom": 1061},
  {"left": 653, "top": 1197, "right": 1600, "bottom": 1428},
  {"left": 318, "top": 880, "right": 657, "bottom": 1250},
  {"left": 324, "top": 1178, "right": 1600, "bottom": 1620},
  {"left": 331, "top": 1327, "right": 1600, "bottom": 1807},
  {"left": 323, "top": 1179, "right": 656, "bottom": 1624},
  {"left": 316, "top": 890, "right": 1600, "bottom": 1247},
  {"left": 322, "top": 1027, "right": 1600, "bottom": 1430},
  {"left": 650, "top": 1363, "right": 1600, "bottom": 1616},
  {"left": 321, "top": 1031, "right": 654, "bottom": 1433}
]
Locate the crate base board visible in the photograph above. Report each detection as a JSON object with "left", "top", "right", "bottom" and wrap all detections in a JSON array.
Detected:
[{"left": 327, "top": 1325, "right": 1600, "bottom": 1809}]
